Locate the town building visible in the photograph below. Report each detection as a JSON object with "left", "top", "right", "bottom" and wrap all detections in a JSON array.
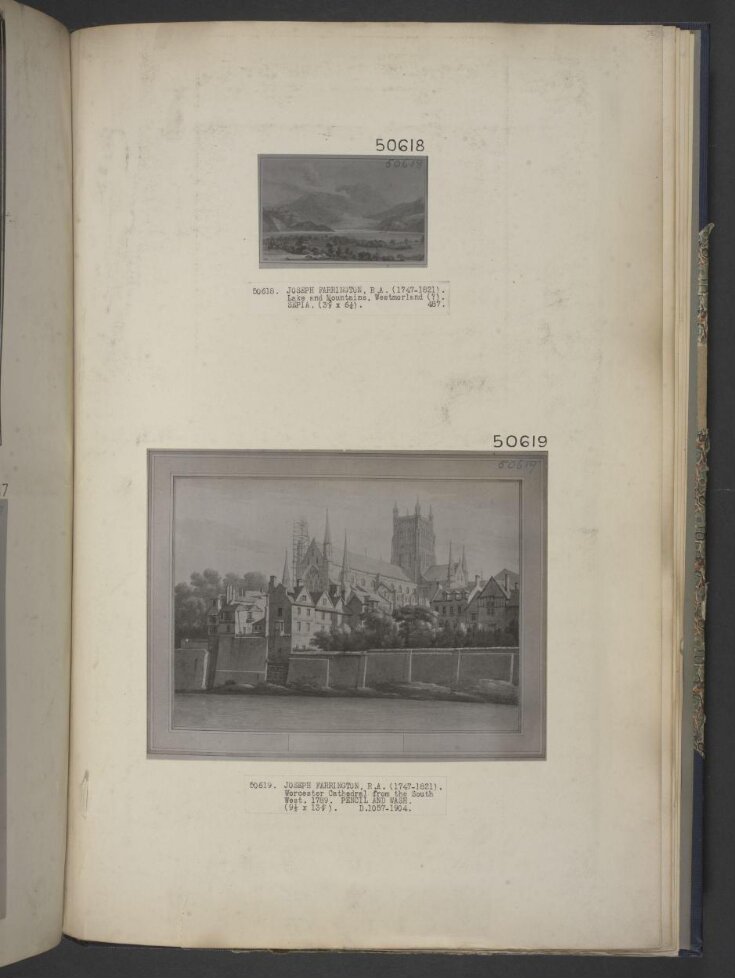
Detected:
[
  {"left": 207, "top": 584, "right": 267, "bottom": 637},
  {"left": 267, "top": 549, "right": 358, "bottom": 654},
  {"left": 464, "top": 571, "right": 520, "bottom": 635},
  {"left": 431, "top": 574, "right": 484, "bottom": 627}
]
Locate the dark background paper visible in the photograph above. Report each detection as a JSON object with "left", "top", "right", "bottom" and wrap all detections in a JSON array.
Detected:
[{"left": 4, "top": 1, "right": 734, "bottom": 975}]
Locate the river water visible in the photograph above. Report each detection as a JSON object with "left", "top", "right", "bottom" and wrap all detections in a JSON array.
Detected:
[{"left": 174, "top": 692, "right": 518, "bottom": 733}]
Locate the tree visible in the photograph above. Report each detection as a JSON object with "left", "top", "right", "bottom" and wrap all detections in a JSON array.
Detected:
[
  {"left": 241, "top": 571, "right": 267, "bottom": 591},
  {"left": 505, "top": 617, "right": 519, "bottom": 644},
  {"left": 392, "top": 605, "right": 437, "bottom": 648},
  {"left": 174, "top": 581, "right": 211, "bottom": 646},
  {"left": 174, "top": 567, "right": 267, "bottom": 646},
  {"left": 189, "top": 568, "right": 222, "bottom": 601},
  {"left": 312, "top": 623, "right": 366, "bottom": 652},
  {"left": 361, "top": 610, "right": 399, "bottom": 649}
]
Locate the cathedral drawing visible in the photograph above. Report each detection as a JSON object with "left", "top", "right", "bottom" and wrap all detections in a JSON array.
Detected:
[
  {"left": 202, "top": 499, "right": 520, "bottom": 674},
  {"left": 292, "top": 500, "right": 470, "bottom": 613}
]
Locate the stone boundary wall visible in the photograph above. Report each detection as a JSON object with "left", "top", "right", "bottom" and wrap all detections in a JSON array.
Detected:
[
  {"left": 211, "top": 635, "right": 268, "bottom": 687},
  {"left": 174, "top": 647, "right": 211, "bottom": 691},
  {"left": 286, "top": 647, "right": 519, "bottom": 691}
]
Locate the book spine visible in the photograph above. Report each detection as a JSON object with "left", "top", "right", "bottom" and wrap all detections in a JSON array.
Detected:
[
  {"left": 693, "top": 222, "right": 712, "bottom": 760},
  {"left": 687, "top": 221, "right": 713, "bottom": 956}
]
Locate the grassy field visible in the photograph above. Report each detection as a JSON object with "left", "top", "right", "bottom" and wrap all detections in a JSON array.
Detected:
[{"left": 262, "top": 230, "right": 425, "bottom": 263}]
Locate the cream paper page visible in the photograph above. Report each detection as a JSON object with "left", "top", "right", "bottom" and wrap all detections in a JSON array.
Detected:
[
  {"left": 0, "top": 0, "right": 73, "bottom": 966},
  {"left": 67, "top": 23, "right": 679, "bottom": 950}
]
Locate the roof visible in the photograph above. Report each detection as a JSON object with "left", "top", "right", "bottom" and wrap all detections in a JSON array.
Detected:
[
  {"left": 329, "top": 550, "right": 411, "bottom": 584},
  {"left": 224, "top": 590, "right": 266, "bottom": 606},
  {"left": 290, "top": 584, "right": 313, "bottom": 604},
  {"left": 222, "top": 597, "right": 265, "bottom": 613},
  {"left": 471, "top": 577, "right": 510, "bottom": 602},
  {"left": 346, "top": 584, "right": 385, "bottom": 605},
  {"left": 309, "top": 590, "right": 334, "bottom": 608},
  {"left": 422, "top": 561, "right": 461, "bottom": 583},
  {"left": 431, "top": 584, "right": 473, "bottom": 602}
]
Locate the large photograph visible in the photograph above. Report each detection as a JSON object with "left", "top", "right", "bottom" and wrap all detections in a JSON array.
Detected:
[
  {"left": 148, "top": 452, "right": 546, "bottom": 759},
  {"left": 259, "top": 155, "right": 427, "bottom": 267}
]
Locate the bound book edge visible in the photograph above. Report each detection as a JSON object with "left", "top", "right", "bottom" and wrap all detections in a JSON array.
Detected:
[{"left": 693, "top": 221, "right": 712, "bottom": 759}]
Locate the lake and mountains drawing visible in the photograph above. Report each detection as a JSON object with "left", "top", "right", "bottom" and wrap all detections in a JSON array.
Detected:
[{"left": 259, "top": 155, "right": 427, "bottom": 266}]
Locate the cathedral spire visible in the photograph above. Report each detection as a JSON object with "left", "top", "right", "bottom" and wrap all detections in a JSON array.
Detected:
[
  {"left": 415, "top": 495, "right": 421, "bottom": 516},
  {"left": 321, "top": 510, "right": 332, "bottom": 590},
  {"left": 340, "top": 531, "right": 350, "bottom": 586},
  {"left": 447, "top": 540, "right": 453, "bottom": 584},
  {"left": 461, "top": 545, "right": 467, "bottom": 574},
  {"left": 282, "top": 549, "right": 291, "bottom": 588},
  {"left": 429, "top": 504, "right": 433, "bottom": 522}
]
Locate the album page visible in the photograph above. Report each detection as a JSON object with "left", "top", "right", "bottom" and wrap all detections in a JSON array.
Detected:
[
  {"left": 0, "top": 0, "right": 73, "bottom": 967},
  {"left": 66, "top": 22, "right": 692, "bottom": 951}
]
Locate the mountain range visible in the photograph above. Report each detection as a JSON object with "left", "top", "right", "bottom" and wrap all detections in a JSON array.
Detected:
[{"left": 262, "top": 183, "right": 425, "bottom": 234}]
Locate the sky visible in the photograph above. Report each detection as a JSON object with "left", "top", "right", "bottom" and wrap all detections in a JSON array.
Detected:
[
  {"left": 173, "top": 476, "right": 519, "bottom": 586},
  {"left": 260, "top": 155, "right": 426, "bottom": 209}
]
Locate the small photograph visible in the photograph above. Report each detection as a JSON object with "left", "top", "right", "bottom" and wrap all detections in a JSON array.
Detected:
[
  {"left": 148, "top": 452, "right": 546, "bottom": 759},
  {"left": 259, "top": 155, "right": 427, "bottom": 266}
]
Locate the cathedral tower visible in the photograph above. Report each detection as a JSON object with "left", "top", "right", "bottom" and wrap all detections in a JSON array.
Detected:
[{"left": 390, "top": 498, "right": 436, "bottom": 583}]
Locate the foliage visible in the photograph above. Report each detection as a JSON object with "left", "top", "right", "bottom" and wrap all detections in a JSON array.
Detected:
[
  {"left": 174, "top": 568, "right": 266, "bottom": 646},
  {"left": 392, "top": 604, "right": 437, "bottom": 648},
  {"left": 311, "top": 604, "right": 518, "bottom": 652},
  {"left": 263, "top": 233, "right": 422, "bottom": 263},
  {"left": 312, "top": 610, "right": 399, "bottom": 653},
  {"left": 240, "top": 571, "right": 268, "bottom": 591}
]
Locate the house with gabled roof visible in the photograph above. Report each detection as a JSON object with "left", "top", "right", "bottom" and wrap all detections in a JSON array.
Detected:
[
  {"left": 464, "top": 574, "right": 520, "bottom": 633},
  {"left": 431, "top": 574, "right": 484, "bottom": 627},
  {"left": 495, "top": 568, "right": 520, "bottom": 597}
]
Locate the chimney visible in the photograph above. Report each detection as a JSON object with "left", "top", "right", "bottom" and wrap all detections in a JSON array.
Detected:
[
  {"left": 475, "top": 574, "right": 480, "bottom": 586},
  {"left": 268, "top": 574, "right": 276, "bottom": 593}
]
